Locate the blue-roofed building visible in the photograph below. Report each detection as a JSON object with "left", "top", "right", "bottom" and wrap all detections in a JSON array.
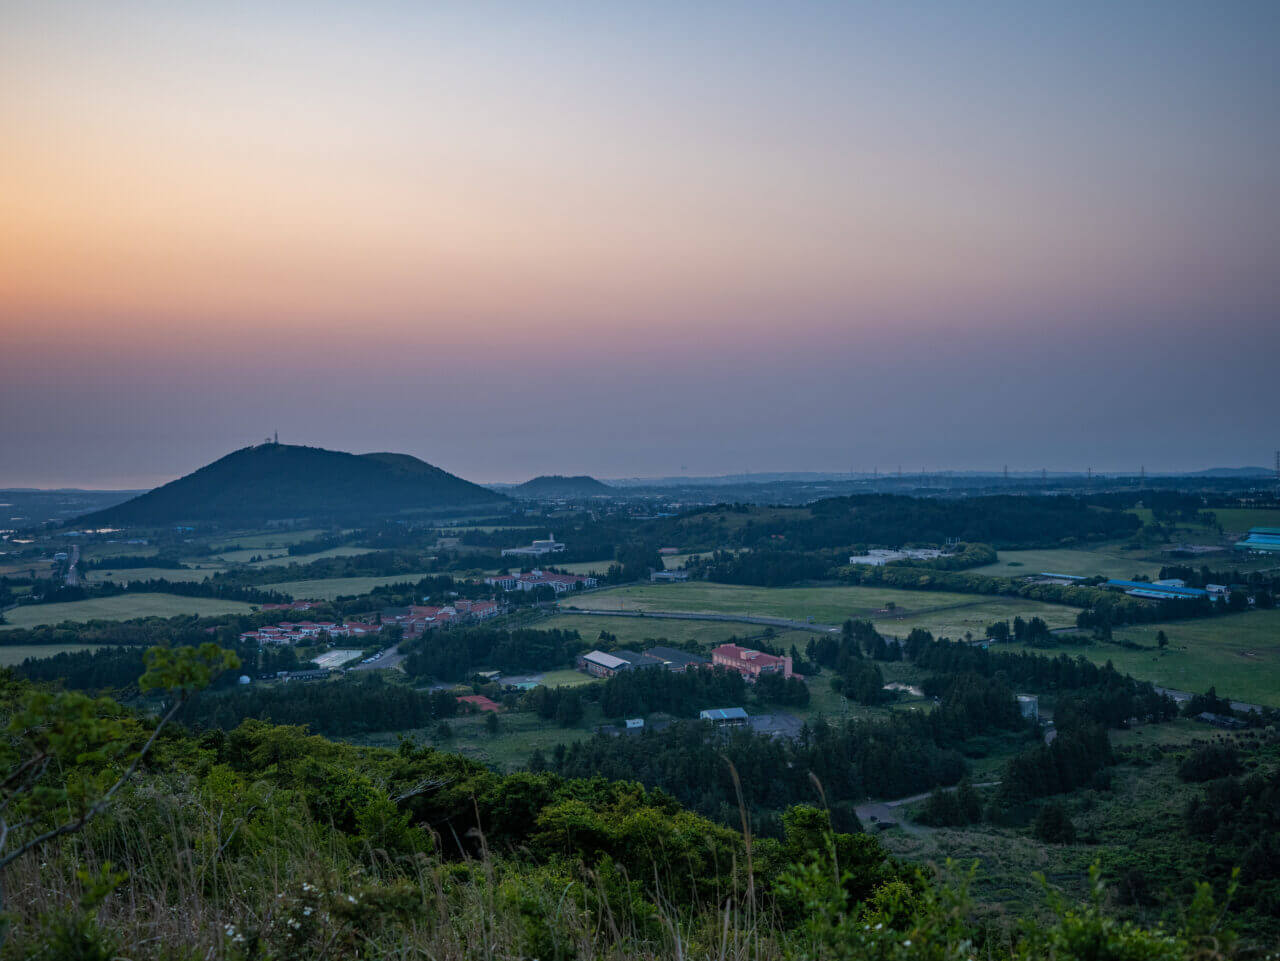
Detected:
[
  {"left": 1104, "top": 579, "right": 1210, "bottom": 600},
  {"left": 1235, "top": 527, "right": 1280, "bottom": 554},
  {"left": 699, "top": 707, "right": 749, "bottom": 726}
]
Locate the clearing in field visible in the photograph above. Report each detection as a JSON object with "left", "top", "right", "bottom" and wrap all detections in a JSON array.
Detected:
[
  {"left": 568, "top": 583, "right": 1080, "bottom": 636},
  {"left": 1018, "top": 609, "right": 1280, "bottom": 707},
  {"left": 268, "top": 573, "right": 438, "bottom": 601},
  {"left": 0, "top": 643, "right": 111, "bottom": 666},
  {"left": 0, "top": 593, "right": 256, "bottom": 630}
]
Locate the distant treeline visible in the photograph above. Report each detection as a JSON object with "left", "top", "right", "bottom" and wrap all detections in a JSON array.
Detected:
[
  {"left": 81, "top": 554, "right": 188, "bottom": 571},
  {"left": 401, "top": 627, "right": 585, "bottom": 682},
  {"left": 182, "top": 673, "right": 459, "bottom": 736},
  {"left": 669, "top": 494, "right": 1140, "bottom": 552},
  {"left": 18, "top": 579, "right": 291, "bottom": 607}
]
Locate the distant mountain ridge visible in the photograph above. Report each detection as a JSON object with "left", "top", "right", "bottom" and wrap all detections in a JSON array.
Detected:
[
  {"left": 509, "top": 475, "right": 612, "bottom": 497},
  {"left": 73, "top": 444, "right": 506, "bottom": 526}
]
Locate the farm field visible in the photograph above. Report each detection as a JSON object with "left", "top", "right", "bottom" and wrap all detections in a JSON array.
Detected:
[
  {"left": 540, "top": 612, "right": 812, "bottom": 653},
  {"left": 569, "top": 583, "right": 984, "bottom": 621},
  {"left": 85, "top": 566, "right": 221, "bottom": 584},
  {"left": 1204, "top": 508, "right": 1280, "bottom": 534},
  {"left": 210, "top": 529, "right": 327, "bottom": 551},
  {"left": 548, "top": 560, "right": 614, "bottom": 575},
  {"left": 246, "top": 546, "right": 378, "bottom": 567},
  {"left": 0, "top": 593, "right": 256, "bottom": 630},
  {"left": 662, "top": 552, "right": 714, "bottom": 570},
  {"left": 970, "top": 545, "right": 1166, "bottom": 581},
  {"left": 354, "top": 700, "right": 602, "bottom": 771},
  {"left": 875, "top": 599, "right": 1080, "bottom": 641},
  {"left": 568, "top": 583, "right": 1081, "bottom": 637},
  {"left": 1008, "top": 609, "right": 1280, "bottom": 707},
  {"left": 268, "top": 573, "right": 438, "bottom": 601},
  {"left": 0, "top": 643, "right": 110, "bottom": 666}
]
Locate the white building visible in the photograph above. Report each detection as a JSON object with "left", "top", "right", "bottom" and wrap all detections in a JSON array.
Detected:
[
  {"left": 502, "top": 533, "right": 566, "bottom": 557},
  {"left": 848, "top": 548, "right": 948, "bottom": 566}
]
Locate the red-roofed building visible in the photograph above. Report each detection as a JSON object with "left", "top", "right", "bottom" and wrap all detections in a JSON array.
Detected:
[
  {"left": 457, "top": 694, "right": 501, "bottom": 713},
  {"left": 711, "top": 644, "right": 792, "bottom": 680}
]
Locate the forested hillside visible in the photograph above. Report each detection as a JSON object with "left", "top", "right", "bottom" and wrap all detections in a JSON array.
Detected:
[{"left": 75, "top": 443, "right": 507, "bottom": 526}]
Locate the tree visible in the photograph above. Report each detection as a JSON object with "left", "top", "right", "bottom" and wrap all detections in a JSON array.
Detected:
[
  {"left": 484, "top": 711, "right": 500, "bottom": 735},
  {"left": 0, "top": 644, "right": 238, "bottom": 911},
  {"left": 1033, "top": 802, "right": 1076, "bottom": 844},
  {"left": 1157, "top": 630, "right": 1169, "bottom": 650}
]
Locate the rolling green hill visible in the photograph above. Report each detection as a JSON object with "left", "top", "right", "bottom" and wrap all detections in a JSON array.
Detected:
[{"left": 73, "top": 444, "right": 507, "bottom": 526}]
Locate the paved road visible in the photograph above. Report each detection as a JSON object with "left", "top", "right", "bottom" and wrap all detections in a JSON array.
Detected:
[
  {"left": 1153, "top": 686, "right": 1266, "bottom": 714},
  {"left": 64, "top": 544, "right": 81, "bottom": 587},
  {"left": 854, "top": 781, "right": 999, "bottom": 836},
  {"left": 349, "top": 645, "right": 407, "bottom": 672}
]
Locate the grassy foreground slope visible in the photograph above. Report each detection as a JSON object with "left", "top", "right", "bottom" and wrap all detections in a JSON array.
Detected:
[{"left": 0, "top": 670, "right": 1251, "bottom": 960}]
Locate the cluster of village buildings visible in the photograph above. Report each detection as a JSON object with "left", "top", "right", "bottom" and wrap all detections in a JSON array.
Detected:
[
  {"left": 576, "top": 642, "right": 792, "bottom": 680},
  {"left": 484, "top": 569, "right": 597, "bottom": 593},
  {"left": 239, "top": 598, "right": 501, "bottom": 645}
]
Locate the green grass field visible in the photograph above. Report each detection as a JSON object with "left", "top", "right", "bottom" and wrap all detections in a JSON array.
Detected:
[
  {"left": 569, "top": 583, "right": 1080, "bottom": 637},
  {"left": 246, "top": 546, "right": 378, "bottom": 567},
  {"left": 354, "top": 700, "right": 602, "bottom": 770},
  {"left": 530, "top": 668, "right": 600, "bottom": 688},
  {"left": 876, "top": 599, "right": 1080, "bottom": 641},
  {"left": 268, "top": 573, "right": 438, "bottom": 601},
  {"left": 85, "top": 566, "right": 221, "bottom": 584},
  {"left": 1005, "top": 609, "right": 1280, "bottom": 706},
  {"left": 540, "top": 612, "right": 811, "bottom": 652},
  {"left": 1205, "top": 508, "right": 1280, "bottom": 535},
  {"left": 970, "top": 545, "right": 1166, "bottom": 581},
  {"left": 0, "top": 594, "right": 256, "bottom": 630},
  {"left": 209, "top": 529, "right": 327, "bottom": 551},
  {"left": 548, "top": 560, "right": 614, "bottom": 575},
  {"left": 0, "top": 643, "right": 110, "bottom": 665},
  {"left": 662, "top": 552, "right": 714, "bottom": 570}
]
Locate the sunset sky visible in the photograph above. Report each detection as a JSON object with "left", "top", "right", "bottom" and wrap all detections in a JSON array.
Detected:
[{"left": 2, "top": 2, "right": 1278, "bottom": 488}]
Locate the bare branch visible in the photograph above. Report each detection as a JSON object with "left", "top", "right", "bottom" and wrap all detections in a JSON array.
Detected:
[{"left": 0, "top": 693, "right": 187, "bottom": 870}]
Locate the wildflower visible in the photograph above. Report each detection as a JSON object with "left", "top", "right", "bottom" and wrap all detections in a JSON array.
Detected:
[
  {"left": 303, "top": 906, "right": 313, "bottom": 916},
  {"left": 902, "top": 940, "right": 911, "bottom": 947},
  {"left": 874, "top": 923, "right": 883, "bottom": 930},
  {"left": 347, "top": 895, "right": 357, "bottom": 903}
]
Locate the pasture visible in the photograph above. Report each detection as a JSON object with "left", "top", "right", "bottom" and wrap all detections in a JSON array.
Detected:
[
  {"left": 547, "top": 560, "right": 614, "bottom": 575},
  {"left": 268, "top": 573, "right": 438, "bottom": 601},
  {"left": 970, "top": 545, "right": 1165, "bottom": 581},
  {"left": 567, "top": 582, "right": 1081, "bottom": 637},
  {"left": 85, "top": 566, "right": 221, "bottom": 584},
  {"left": 876, "top": 598, "right": 1080, "bottom": 640},
  {"left": 246, "top": 546, "right": 378, "bottom": 567},
  {"left": 0, "top": 594, "right": 256, "bottom": 630},
  {"left": 541, "top": 612, "right": 813, "bottom": 653},
  {"left": 1070, "top": 609, "right": 1280, "bottom": 707}
]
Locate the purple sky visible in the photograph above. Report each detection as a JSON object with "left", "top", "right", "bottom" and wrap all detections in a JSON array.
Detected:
[{"left": 2, "top": 2, "right": 1277, "bottom": 488}]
